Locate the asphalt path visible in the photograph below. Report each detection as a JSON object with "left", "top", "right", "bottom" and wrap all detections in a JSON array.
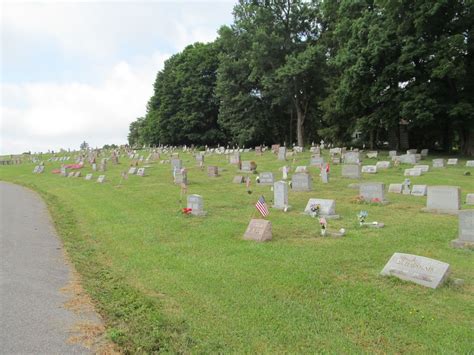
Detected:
[{"left": 0, "top": 182, "right": 97, "bottom": 354}]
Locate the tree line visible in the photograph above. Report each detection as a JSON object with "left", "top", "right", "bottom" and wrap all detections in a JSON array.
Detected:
[{"left": 128, "top": 0, "right": 474, "bottom": 155}]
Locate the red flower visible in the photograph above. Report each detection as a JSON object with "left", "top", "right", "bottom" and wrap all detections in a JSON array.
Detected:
[
  {"left": 182, "top": 208, "right": 193, "bottom": 214},
  {"left": 372, "top": 198, "right": 381, "bottom": 203}
]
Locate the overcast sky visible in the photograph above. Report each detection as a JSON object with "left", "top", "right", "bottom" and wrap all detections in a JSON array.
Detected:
[{"left": 0, "top": 0, "right": 235, "bottom": 154}]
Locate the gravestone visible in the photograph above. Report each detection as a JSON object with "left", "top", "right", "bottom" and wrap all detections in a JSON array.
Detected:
[
  {"left": 423, "top": 186, "right": 461, "bottom": 214},
  {"left": 362, "top": 165, "right": 377, "bottom": 173},
  {"left": 295, "top": 166, "right": 308, "bottom": 173},
  {"left": 388, "top": 184, "right": 403, "bottom": 194},
  {"left": 230, "top": 153, "right": 241, "bottom": 165},
  {"left": 310, "top": 156, "right": 324, "bottom": 168},
  {"left": 291, "top": 173, "right": 312, "bottom": 191},
  {"left": 85, "top": 173, "right": 93, "bottom": 180},
  {"left": 187, "top": 194, "right": 206, "bottom": 216},
  {"left": 97, "top": 175, "right": 106, "bottom": 183},
  {"left": 137, "top": 168, "right": 145, "bottom": 177},
  {"left": 243, "top": 219, "right": 272, "bottom": 242},
  {"left": 171, "top": 158, "right": 182, "bottom": 172},
  {"left": 255, "top": 146, "right": 262, "bottom": 156},
  {"left": 74, "top": 171, "right": 81, "bottom": 178},
  {"left": 414, "top": 165, "right": 429, "bottom": 173},
  {"left": 233, "top": 176, "right": 244, "bottom": 184},
  {"left": 99, "top": 159, "right": 107, "bottom": 172},
  {"left": 332, "top": 157, "right": 341, "bottom": 164},
  {"left": 273, "top": 181, "right": 289, "bottom": 210},
  {"left": 360, "top": 183, "right": 387, "bottom": 203},
  {"left": 447, "top": 158, "right": 458, "bottom": 166},
  {"left": 207, "top": 166, "right": 219, "bottom": 177},
  {"left": 376, "top": 161, "right": 391, "bottom": 169},
  {"left": 196, "top": 154, "right": 205, "bottom": 164},
  {"left": 411, "top": 185, "right": 427, "bottom": 196},
  {"left": 92, "top": 163, "right": 97, "bottom": 171},
  {"left": 404, "top": 168, "right": 422, "bottom": 177},
  {"left": 271, "top": 144, "right": 280, "bottom": 154},
  {"left": 407, "top": 149, "right": 417, "bottom": 155},
  {"left": 466, "top": 194, "right": 474, "bottom": 205},
  {"left": 399, "top": 154, "right": 416, "bottom": 164},
  {"left": 67, "top": 171, "right": 75, "bottom": 178},
  {"left": 420, "top": 149, "right": 429, "bottom": 157},
  {"left": 466, "top": 160, "right": 474, "bottom": 167},
  {"left": 366, "top": 151, "right": 378, "bottom": 159},
  {"left": 451, "top": 210, "right": 474, "bottom": 249},
  {"left": 389, "top": 150, "right": 397, "bottom": 157},
  {"left": 304, "top": 198, "right": 339, "bottom": 219},
  {"left": 128, "top": 167, "right": 137, "bottom": 175},
  {"left": 60, "top": 167, "right": 68, "bottom": 177},
  {"left": 343, "top": 151, "right": 360, "bottom": 164},
  {"left": 321, "top": 169, "right": 329, "bottom": 183},
  {"left": 380, "top": 253, "right": 450, "bottom": 289},
  {"left": 259, "top": 172, "right": 274, "bottom": 185},
  {"left": 241, "top": 161, "right": 256, "bottom": 172},
  {"left": 341, "top": 164, "right": 361, "bottom": 179},
  {"left": 278, "top": 147, "right": 287, "bottom": 161},
  {"left": 174, "top": 170, "right": 187, "bottom": 184},
  {"left": 432, "top": 159, "right": 445, "bottom": 168}
]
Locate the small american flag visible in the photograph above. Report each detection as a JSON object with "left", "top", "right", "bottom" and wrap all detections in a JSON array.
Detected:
[{"left": 255, "top": 195, "right": 269, "bottom": 217}]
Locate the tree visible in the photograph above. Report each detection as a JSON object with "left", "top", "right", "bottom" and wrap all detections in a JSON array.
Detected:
[
  {"left": 80, "top": 141, "right": 89, "bottom": 150},
  {"left": 217, "top": 0, "right": 325, "bottom": 147}
]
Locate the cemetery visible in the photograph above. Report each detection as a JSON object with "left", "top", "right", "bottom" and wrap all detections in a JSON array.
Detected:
[{"left": 0, "top": 146, "right": 472, "bottom": 353}]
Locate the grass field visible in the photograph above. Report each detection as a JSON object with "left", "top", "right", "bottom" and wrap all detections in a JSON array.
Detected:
[{"left": 1, "top": 150, "right": 473, "bottom": 353}]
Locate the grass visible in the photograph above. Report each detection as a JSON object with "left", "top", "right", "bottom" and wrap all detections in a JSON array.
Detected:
[{"left": 1, "top": 150, "right": 473, "bottom": 353}]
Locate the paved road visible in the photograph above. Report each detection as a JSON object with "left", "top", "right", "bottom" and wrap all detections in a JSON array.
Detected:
[{"left": 0, "top": 182, "right": 98, "bottom": 354}]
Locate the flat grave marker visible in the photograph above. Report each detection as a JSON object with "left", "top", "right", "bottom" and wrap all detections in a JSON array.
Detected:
[{"left": 380, "top": 253, "right": 450, "bottom": 289}]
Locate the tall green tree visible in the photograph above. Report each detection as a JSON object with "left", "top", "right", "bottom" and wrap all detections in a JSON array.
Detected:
[{"left": 217, "top": 0, "right": 326, "bottom": 147}]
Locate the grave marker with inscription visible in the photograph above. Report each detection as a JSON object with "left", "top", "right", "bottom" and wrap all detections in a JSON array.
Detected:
[
  {"left": 259, "top": 172, "right": 274, "bottom": 185},
  {"left": 85, "top": 173, "right": 93, "bottom": 180},
  {"left": 380, "top": 253, "right": 450, "bottom": 289},
  {"left": 243, "top": 219, "right": 272, "bottom": 242},
  {"left": 447, "top": 158, "right": 458, "bottom": 166},
  {"left": 432, "top": 159, "right": 445, "bottom": 168},
  {"left": 97, "top": 175, "right": 106, "bottom": 183},
  {"left": 362, "top": 165, "right": 377, "bottom": 174}
]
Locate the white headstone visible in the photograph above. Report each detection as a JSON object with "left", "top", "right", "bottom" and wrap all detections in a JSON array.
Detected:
[
  {"left": 388, "top": 184, "right": 403, "bottom": 194},
  {"left": 380, "top": 253, "right": 450, "bottom": 289},
  {"left": 423, "top": 186, "right": 461, "bottom": 214},
  {"left": 304, "top": 198, "right": 338, "bottom": 218},
  {"left": 273, "top": 181, "right": 289, "bottom": 210},
  {"left": 362, "top": 165, "right": 377, "bottom": 173},
  {"left": 411, "top": 185, "right": 427, "bottom": 196},
  {"left": 451, "top": 210, "right": 474, "bottom": 248}
]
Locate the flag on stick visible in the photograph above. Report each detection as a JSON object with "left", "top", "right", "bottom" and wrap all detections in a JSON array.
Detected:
[{"left": 255, "top": 195, "right": 269, "bottom": 217}]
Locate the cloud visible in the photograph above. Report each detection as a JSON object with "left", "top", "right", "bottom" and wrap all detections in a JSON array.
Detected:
[
  {"left": 1, "top": 52, "right": 170, "bottom": 154},
  {"left": 0, "top": 1, "right": 235, "bottom": 154}
]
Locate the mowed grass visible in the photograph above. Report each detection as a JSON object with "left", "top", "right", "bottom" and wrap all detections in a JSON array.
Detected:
[{"left": 1, "top": 150, "right": 473, "bottom": 353}]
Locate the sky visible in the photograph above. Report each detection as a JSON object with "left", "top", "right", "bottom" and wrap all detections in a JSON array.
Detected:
[{"left": 0, "top": 0, "right": 235, "bottom": 155}]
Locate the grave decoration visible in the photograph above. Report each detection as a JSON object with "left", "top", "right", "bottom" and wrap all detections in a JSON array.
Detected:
[{"left": 357, "top": 210, "right": 384, "bottom": 228}]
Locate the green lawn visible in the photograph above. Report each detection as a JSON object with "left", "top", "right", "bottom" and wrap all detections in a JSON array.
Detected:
[{"left": 1, "top": 150, "right": 473, "bottom": 353}]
